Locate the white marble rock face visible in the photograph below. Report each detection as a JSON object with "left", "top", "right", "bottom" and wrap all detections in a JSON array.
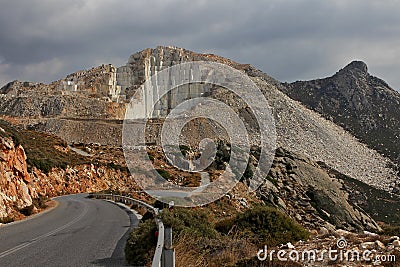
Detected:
[{"left": 117, "top": 46, "right": 214, "bottom": 119}]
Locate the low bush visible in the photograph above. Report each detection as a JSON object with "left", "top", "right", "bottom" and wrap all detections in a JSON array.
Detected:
[
  {"left": 234, "top": 257, "right": 303, "bottom": 267},
  {"left": 217, "top": 205, "right": 309, "bottom": 246},
  {"left": 106, "top": 162, "right": 129, "bottom": 173},
  {"left": 156, "top": 169, "right": 171, "bottom": 180},
  {"left": 32, "top": 196, "right": 48, "bottom": 209},
  {"left": 125, "top": 219, "right": 158, "bottom": 266},
  {"left": 125, "top": 205, "right": 309, "bottom": 266},
  {"left": 160, "top": 208, "right": 218, "bottom": 239},
  {"left": 179, "top": 145, "right": 190, "bottom": 156},
  {"left": 382, "top": 225, "right": 400, "bottom": 236},
  {"left": 19, "top": 205, "right": 35, "bottom": 216},
  {"left": 215, "top": 217, "right": 235, "bottom": 234},
  {"left": 0, "top": 216, "right": 14, "bottom": 224}
]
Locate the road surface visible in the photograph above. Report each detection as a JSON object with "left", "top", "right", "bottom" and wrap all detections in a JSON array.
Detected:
[{"left": 0, "top": 194, "right": 138, "bottom": 266}]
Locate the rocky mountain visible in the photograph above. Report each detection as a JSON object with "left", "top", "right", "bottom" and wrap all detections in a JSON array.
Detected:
[
  {"left": 1, "top": 46, "right": 399, "bottom": 234},
  {"left": 258, "top": 147, "right": 381, "bottom": 232},
  {"left": 2, "top": 46, "right": 397, "bottom": 191},
  {"left": 281, "top": 61, "right": 400, "bottom": 165}
]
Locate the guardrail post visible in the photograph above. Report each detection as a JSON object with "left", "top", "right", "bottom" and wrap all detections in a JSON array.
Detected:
[{"left": 162, "top": 227, "right": 175, "bottom": 267}]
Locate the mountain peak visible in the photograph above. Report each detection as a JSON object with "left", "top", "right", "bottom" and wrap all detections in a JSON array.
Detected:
[{"left": 341, "top": 60, "right": 368, "bottom": 74}]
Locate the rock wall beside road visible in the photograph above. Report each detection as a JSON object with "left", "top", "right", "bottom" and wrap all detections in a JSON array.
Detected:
[{"left": 0, "top": 136, "right": 33, "bottom": 219}]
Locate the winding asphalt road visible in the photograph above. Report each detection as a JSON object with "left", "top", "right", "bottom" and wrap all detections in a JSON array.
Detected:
[{"left": 0, "top": 194, "right": 138, "bottom": 266}]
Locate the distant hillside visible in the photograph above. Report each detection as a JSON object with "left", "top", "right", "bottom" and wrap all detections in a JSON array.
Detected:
[{"left": 281, "top": 61, "right": 400, "bottom": 166}]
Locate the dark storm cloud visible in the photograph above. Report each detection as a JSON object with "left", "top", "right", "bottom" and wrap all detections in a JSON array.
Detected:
[{"left": 1, "top": 0, "right": 400, "bottom": 89}]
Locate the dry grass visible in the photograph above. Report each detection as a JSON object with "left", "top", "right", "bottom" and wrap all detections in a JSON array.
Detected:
[{"left": 173, "top": 231, "right": 258, "bottom": 267}]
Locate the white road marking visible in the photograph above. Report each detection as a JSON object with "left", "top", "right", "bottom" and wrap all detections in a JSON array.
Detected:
[{"left": 0, "top": 199, "right": 89, "bottom": 259}]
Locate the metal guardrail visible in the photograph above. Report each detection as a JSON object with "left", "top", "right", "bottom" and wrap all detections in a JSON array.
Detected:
[{"left": 90, "top": 193, "right": 171, "bottom": 267}]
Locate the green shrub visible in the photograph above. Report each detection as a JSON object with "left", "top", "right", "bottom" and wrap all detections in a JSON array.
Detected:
[
  {"left": 382, "top": 225, "right": 400, "bottom": 236},
  {"left": 125, "top": 219, "right": 158, "bottom": 266},
  {"left": 19, "top": 205, "right": 35, "bottom": 216},
  {"left": 148, "top": 154, "right": 155, "bottom": 162},
  {"left": 160, "top": 208, "right": 218, "bottom": 239},
  {"left": 243, "top": 163, "right": 254, "bottom": 179},
  {"left": 266, "top": 175, "right": 278, "bottom": 186},
  {"left": 32, "top": 196, "right": 48, "bottom": 209},
  {"left": 156, "top": 169, "right": 171, "bottom": 180},
  {"left": 153, "top": 200, "right": 167, "bottom": 210},
  {"left": 142, "top": 211, "right": 154, "bottom": 221},
  {"left": 218, "top": 205, "right": 309, "bottom": 246},
  {"left": 0, "top": 216, "right": 14, "bottom": 224},
  {"left": 28, "top": 158, "right": 52, "bottom": 173},
  {"left": 215, "top": 217, "right": 235, "bottom": 234}
]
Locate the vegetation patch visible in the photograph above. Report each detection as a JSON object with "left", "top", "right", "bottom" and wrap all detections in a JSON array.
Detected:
[
  {"left": 160, "top": 208, "right": 218, "bottom": 239},
  {"left": 19, "top": 204, "right": 35, "bottom": 216},
  {"left": 156, "top": 168, "right": 171, "bottom": 180},
  {"left": 125, "top": 219, "right": 158, "bottom": 266},
  {"left": 32, "top": 196, "right": 48, "bottom": 209},
  {"left": 382, "top": 225, "right": 400, "bottom": 236},
  {"left": 0, "top": 216, "right": 14, "bottom": 224},
  {"left": 125, "top": 204, "right": 309, "bottom": 266},
  {"left": 0, "top": 120, "right": 90, "bottom": 173},
  {"left": 216, "top": 205, "right": 309, "bottom": 246},
  {"left": 319, "top": 161, "right": 400, "bottom": 226}
]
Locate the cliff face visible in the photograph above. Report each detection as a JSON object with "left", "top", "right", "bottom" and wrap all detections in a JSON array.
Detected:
[
  {"left": 281, "top": 61, "right": 400, "bottom": 164},
  {"left": 117, "top": 46, "right": 258, "bottom": 99},
  {"left": 0, "top": 136, "right": 33, "bottom": 220},
  {"left": 116, "top": 46, "right": 261, "bottom": 118},
  {"left": 0, "top": 123, "right": 141, "bottom": 221}
]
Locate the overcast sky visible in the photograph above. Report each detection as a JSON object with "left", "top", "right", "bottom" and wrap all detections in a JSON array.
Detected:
[{"left": 1, "top": 0, "right": 400, "bottom": 90}]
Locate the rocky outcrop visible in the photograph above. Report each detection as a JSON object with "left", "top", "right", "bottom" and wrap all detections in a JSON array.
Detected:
[
  {"left": 29, "top": 164, "right": 136, "bottom": 198},
  {"left": 116, "top": 46, "right": 254, "bottom": 99},
  {"left": 0, "top": 64, "right": 122, "bottom": 101},
  {"left": 0, "top": 136, "right": 33, "bottom": 220},
  {"left": 0, "top": 63, "right": 127, "bottom": 141},
  {"left": 281, "top": 61, "right": 400, "bottom": 165},
  {"left": 0, "top": 127, "right": 142, "bottom": 221},
  {"left": 278, "top": 231, "right": 400, "bottom": 267},
  {"left": 62, "top": 64, "right": 121, "bottom": 101},
  {"left": 257, "top": 148, "right": 381, "bottom": 232}
]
